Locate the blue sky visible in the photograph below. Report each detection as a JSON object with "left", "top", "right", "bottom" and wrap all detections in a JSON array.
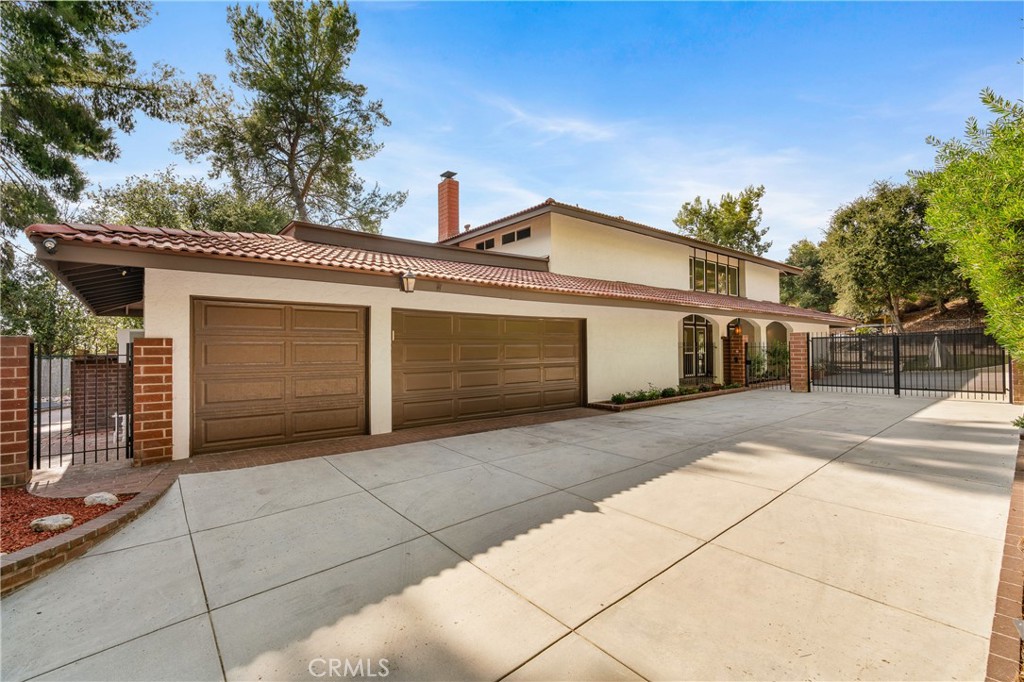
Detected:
[{"left": 84, "top": 1, "right": 1022, "bottom": 260}]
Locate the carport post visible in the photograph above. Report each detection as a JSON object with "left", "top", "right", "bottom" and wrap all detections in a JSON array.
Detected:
[{"left": 132, "top": 338, "right": 174, "bottom": 466}]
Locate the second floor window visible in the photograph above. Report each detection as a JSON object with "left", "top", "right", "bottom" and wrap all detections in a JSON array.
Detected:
[{"left": 690, "top": 250, "right": 739, "bottom": 296}]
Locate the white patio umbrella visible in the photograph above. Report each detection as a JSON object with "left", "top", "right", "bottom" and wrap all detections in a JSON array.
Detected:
[{"left": 928, "top": 335, "right": 954, "bottom": 369}]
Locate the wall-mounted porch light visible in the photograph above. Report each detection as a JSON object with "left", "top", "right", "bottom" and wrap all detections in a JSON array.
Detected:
[
  {"left": 400, "top": 270, "right": 417, "bottom": 293},
  {"left": 42, "top": 237, "right": 58, "bottom": 254}
]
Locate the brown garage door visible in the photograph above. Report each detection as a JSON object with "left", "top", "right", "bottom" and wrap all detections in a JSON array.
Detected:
[
  {"left": 392, "top": 310, "right": 583, "bottom": 429},
  {"left": 192, "top": 299, "right": 366, "bottom": 454}
]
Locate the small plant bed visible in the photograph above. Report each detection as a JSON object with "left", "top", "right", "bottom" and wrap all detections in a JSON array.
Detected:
[
  {"left": 0, "top": 488, "right": 135, "bottom": 554},
  {"left": 591, "top": 383, "right": 748, "bottom": 411}
]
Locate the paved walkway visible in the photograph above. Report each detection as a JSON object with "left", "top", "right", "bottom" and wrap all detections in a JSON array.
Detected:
[{"left": 2, "top": 392, "right": 1019, "bottom": 681}]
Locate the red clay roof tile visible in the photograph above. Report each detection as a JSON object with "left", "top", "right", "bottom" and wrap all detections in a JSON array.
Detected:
[{"left": 25, "top": 223, "right": 854, "bottom": 325}]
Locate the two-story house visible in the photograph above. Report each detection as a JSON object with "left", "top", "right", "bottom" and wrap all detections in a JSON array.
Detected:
[{"left": 26, "top": 172, "right": 851, "bottom": 459}]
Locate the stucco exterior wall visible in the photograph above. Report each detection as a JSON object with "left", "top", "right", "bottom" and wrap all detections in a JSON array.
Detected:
[
  {"left": 547, "top": 214, "right": 692, "bottom": 290},
  {"left": 144, "top": 268, "right": 686, "bottom": 459},
  {"left": 743, "top": 261, "right": 781, "bottom": 303},
  {"left": 457, "top": 215, "right": 553, "bottom": 259}
]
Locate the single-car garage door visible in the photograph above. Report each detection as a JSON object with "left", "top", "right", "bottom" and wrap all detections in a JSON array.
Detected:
[
  {"left": 392, "top": 310, "right": 583, "bottom": 429},
  {"left": 192, "top": 299, "right": 366, "bottom": 454}
]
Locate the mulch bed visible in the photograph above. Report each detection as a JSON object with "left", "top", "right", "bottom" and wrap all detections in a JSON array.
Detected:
[{"left": 0, "top": 488, "right": 135, "bottom": 553}]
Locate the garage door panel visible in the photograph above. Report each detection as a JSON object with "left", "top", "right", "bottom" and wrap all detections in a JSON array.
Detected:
[
  {"left": 543, "top": 344, "right": 577, "bottom": 359},
  {"left": 504, "top": 367, "right": 542, "bottom": 385},
  {"left": 543, "top": 366, "right": 577, "bottom": 382},
  {"left": 198, "top": 377, "right": 286, "bottom": 408},
  {"left": 193, "top": 300, "right": 367, "bottom": 454},
  {"left": 458, "top": 369, "right": 501, "bottom": 389},
  {"left": 202, "top": 413, "right": 287, "bottom": 448},
  {"left": 402, "top": 343, "right": 452, "bottom": 364},
  {"left": 394, "top": 398, "right": 455, "bottom": 426},
  {"left": 292, "top": 341, "right": 360, "bottom": 366},
  {"left": 457, "top": 395, "right": 503, "bottom": 417},
  {"left": 392, "top": 310, "right": 582, "bottom": 429},
  {"left": 199, "top": 302, "right": 286, "bottom": 332},
  {"left": 292, "top": 307, "right": 362, "bottom": 333},
  {"left": 504, "top": 318, "right": 544, "bottom": 336},
  {"left": 544, "top": 388, "right": 580, "bottom": 407},
  {"left": 457, "top": 316, "right": 502, "bottom": 336},
  {"left": 458, "top": 344, "right": 501, "bottom": 362},
  {"left": 292, "top": 406, "right": 363, "bottom": 436},
  {"left": 503, "top": 391, "right": 544, "bottom": 411},
  {"left": 397, "top": 371, "right": 454, "bottom": 394},
  {"left": 398, "top": 313, "right": 454, "bottom": 336},
  {"left": 202, "top": 341, "right": 286, "bottom": 368}
]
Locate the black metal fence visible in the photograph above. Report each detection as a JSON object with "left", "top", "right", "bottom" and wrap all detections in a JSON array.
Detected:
[
  {"left": 745, "top": 340, "right": 790, "bottom": 391},
  {"left": 809, "top": 328, "right": 1008, "bottom": 401},
  {"left": 29, "top": 343, "right": 134, "bottom": 469}
]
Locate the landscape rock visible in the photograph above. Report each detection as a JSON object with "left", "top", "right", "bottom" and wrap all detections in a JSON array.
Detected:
[
  {"left": 84, "top": 492, "right": 119, "bottom": 507},
  {"left": 30, "top": 514, "right": 74, "bottom": 532}
]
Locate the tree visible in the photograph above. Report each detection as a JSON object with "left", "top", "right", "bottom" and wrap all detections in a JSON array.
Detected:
[
  {"left": 673, "top": 184, "right": 772, "bottom": 256},
  {"left": 176, "top": 1, "right": 406, "bottom": 232},
  {"left": 779, "top": 239, "right": 837, "bottom": 312},
  {"left": 913, "top": 89, "right": 1024, "bottom": 359},
  {"left": 81, "top": 167, "right": 289, "bottom": 233},
  {"left": 1, "top": 252, "right": 138, "bottom": 354},
  {"left": 820, "top": 181, "right": 956, "bottom": 332},
  {"left": 0, "top": 1, "right": 190, "bottom": 237}
]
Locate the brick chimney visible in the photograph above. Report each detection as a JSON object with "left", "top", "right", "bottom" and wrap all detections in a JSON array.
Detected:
[{"left": 438, "top": 171, "right": 459, "bottom": 242}]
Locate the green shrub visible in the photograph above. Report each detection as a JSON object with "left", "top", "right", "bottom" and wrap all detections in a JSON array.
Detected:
[
  {"left": 611, "top": 393, "right": 627, "bottom": 405},
  {"left": 1013, "top": 414, "right": 1024, "bottom": 429},
  {"left": 723, "top": 383, "right": 742, "bottom": 389},
  {"left": 660, "top": 386, "right": 678, "bottom": 398},
  {"left": 678, "top": 385, "right": 699, "bottom": 395}
]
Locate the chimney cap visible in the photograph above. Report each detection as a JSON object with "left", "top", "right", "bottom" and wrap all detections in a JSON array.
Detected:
[{"left": 440, "top": 170, "right": 457, "bottom": 179}]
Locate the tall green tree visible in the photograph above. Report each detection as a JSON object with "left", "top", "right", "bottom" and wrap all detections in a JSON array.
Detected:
[
  {"left": 779, "top": 239, "right": 837, "bottom": 312},
  {"left": 673, "top": 184, "right": 772, "bottom": 256},
  {"left": 1, "top": 253, "right": 137, "bottom": 354},
  {"left": 820, "top": 181, "right": 955, "bottom": 332},
  {"left": 176, "top": 0, "right": 406, "bottom": 232},
  {"left": 0, "top": 1, "right": 190, "bottom": 237},
  {"left": 81, "top": 167, "right": 289, "bottom": 233},
  {"left": 913, "top": 89, "right": 1024, "bottom": 359}
]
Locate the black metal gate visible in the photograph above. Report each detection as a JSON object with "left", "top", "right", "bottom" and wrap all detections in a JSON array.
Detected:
[
  {"left": 745, "top": 340, "right": 791, "bottom": 391},
  {"left": 28, "top": 343, "right": 134, "bottom": 469},
  {"left": 809, "top": 328, "right": 1008, "bottom": 401}
]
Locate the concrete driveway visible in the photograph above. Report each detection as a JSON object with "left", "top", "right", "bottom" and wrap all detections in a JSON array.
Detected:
[{"left": 2, "top": 391, "right": 1019, "bottom": 681}]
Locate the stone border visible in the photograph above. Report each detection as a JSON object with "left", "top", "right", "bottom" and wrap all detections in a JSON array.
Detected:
[
  {"left": 589, "top": 386, "right": 751, "bottom": 411},
  {"left": 0, "top": 474, "right": 177, "bottom": 596},
  {"left": 986, "top": 436, "right": 1024, "bottom": 682}
]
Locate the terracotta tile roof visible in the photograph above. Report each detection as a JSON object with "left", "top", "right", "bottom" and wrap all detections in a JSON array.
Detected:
[{"left": 26, "top": 223, "right": 854, "bottom": 325}]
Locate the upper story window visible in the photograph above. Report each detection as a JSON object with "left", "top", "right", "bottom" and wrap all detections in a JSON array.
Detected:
[
  {"left": 475, "top": 237, "right": 495, "bottom": 250},
  {"left": 500, "top": 226, "right": 531, "bottom": 245},
  {"left": 689, "top": 249, "right": 740, "bottom": 296}
]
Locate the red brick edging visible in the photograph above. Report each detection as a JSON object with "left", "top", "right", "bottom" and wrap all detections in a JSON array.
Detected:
[
  {"left": 987, "top": 436, "right": 1024, "bottom": 682},
  {"left": 0, "top": 473, "right": 178, "bottom": 596},
  {"left": 589, "top": 386, "right": 752, "bottom": 411}
]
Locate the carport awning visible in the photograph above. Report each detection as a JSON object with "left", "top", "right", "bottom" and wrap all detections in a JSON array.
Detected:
[{"left": 53, "top": 261, "right": 144, "bottom": 316}]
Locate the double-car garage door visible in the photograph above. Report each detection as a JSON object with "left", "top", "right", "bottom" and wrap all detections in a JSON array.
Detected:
[{"left": 192, "top": 300, "right": 583, "bottom": 452}]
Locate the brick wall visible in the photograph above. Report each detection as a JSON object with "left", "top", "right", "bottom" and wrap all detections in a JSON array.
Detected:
[
  {"left": 722, "top": 334, "right": 747, "bottom": 386},
  {"left": 71, "top": 356, "right": 129, "bottom": 433},
  {"left": 1011, "top": 359, "right": 1023, "bottom": 406},
  {"left": 132, "top": 339, "right": 173, "bottom": 466},
  {"left": 1, "top": 336, "right": 31, "bottom": 487},
  {"left": 789, "top": 332, "right": 810, "bottom": 393}
]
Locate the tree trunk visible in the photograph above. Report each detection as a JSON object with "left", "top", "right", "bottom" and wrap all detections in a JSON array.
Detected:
[{"left": 888, "top": 294, "right": 904, "bottom": 334}]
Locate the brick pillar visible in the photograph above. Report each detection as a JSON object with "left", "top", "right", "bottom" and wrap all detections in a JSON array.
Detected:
[
  {"left": 789, "top": 332, "right": 810, "bottom": 393},
  {"left": 1, "top": 336, "right": 31, "bottom": 487},
  {"left": 722, "top": 334, "right": 746, "bottom": 386},
  {"left": 132, "top": 339, "right": 173, "bottom": 466},
  {"left": 1012, "top": 358, "right": 1023, "bottom": 406}
]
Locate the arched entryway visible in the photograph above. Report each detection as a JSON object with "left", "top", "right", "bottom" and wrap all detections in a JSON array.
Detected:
[{"left": 679, "top": 314, "right": 715, "bottom": 384}]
